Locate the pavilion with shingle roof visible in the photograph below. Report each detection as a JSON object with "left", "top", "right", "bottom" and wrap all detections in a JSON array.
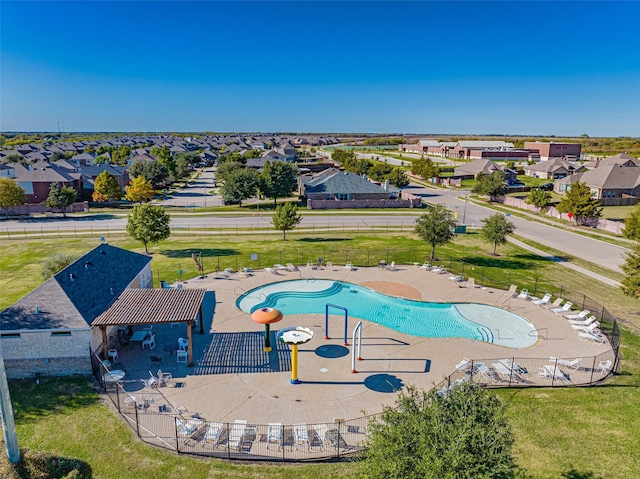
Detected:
[{"left": 92, "top": 288, "right": 206, "bottom": 367}]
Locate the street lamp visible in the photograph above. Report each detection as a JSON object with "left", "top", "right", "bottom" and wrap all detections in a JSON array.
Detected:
[{"left": 462, "top": 196, "right": 468, "bottom": 225}]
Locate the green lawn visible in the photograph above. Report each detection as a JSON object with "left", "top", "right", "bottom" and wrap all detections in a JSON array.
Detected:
[
  {"left": 1, "top": 232, "right": 639, "bottom": 478},
  {"left": 600, "top": 205, "right": 635, "bottom": 222}
]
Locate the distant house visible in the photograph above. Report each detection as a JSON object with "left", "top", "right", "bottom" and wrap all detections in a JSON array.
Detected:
[
  {"left": 399, "top": 138, "right": 440, "bottom": 154},
  {"left": 10, "top": 161, "right": 83, "bottom": 204},
  {"left": 555, "top": 163, "right": 640, "bottom": 204},
  {"left": 300, "top": 169, "right": 396, "bottom": 200},
  {"left": 454, "top": 159, "right": 516, "bottom": 180},
  {"left": 453, "top": 141, "right": 515, "bottom": 160},
  {"left": 523, "top": 157, "right": 583, "bottom": 179},
  {"left": 0, "top": 244, "right": 152, "bottom": 378}
]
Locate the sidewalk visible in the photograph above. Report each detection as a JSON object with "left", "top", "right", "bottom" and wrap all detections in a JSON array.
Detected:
[{"left": 507, "top": 237, "right": 621, "bottom": 287}]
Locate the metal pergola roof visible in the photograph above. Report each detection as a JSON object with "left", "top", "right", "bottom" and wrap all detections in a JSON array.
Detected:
[{"left": 91, "top": 288, "right": 206, "bottom": 327}]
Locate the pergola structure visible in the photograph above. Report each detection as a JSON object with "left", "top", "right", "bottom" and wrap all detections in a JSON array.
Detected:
[{"left": 92, "top": 288, "right": 206, "bottom": 367}]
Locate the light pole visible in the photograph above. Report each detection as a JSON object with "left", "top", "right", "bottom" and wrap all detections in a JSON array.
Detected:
[{"left": 462, "top": 197, "right": 468, "bottom": 225}]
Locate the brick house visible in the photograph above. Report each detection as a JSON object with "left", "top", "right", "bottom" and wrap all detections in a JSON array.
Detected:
[{"left": 0, "top": 244, "right": 152, "bottom": 378}]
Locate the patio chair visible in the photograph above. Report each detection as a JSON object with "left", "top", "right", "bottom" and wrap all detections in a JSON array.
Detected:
[
  {"left": 387, "top": 261, "right": 397, "bottom": 271},
  {"left": 108, "top": 349, "right": 119, "bottom": 362},
  {"left": 473, "top": 362, "right": 497, "bottom": 383},
  {"left": 516, "top": 288, "right": 530, "bottom": 300},
  {"left": 543, "top": 297, "right": 564, "bottom": 309},
  {"left": 492, "top": 362, "right": 520, "bottom": 382},
  {"left": 142, "top": 334, "right": 156, "bottom": 350},
  {"left": 201, "top": 422, "right": 225, "bottom": 449},
  {"left": 157, "top": 369, "right": 172, "bottom": 387},
  {"left": 538, "top": 364, "right": 569, "bottom": 381},
  {"left": 294, "top": 423, "right": 310, "bottom": 452},
  {"left": 563, "top": 309, "right": 590, "bottom": 320},
  {"left": 551, "top": 301, "right": 573, "bottom": 315},
  {"left": 240, "top": 267, "right": 252, "bottom": 277},
  {"left": 177, "top": 350, "right": 188, "bottom": 363},
  {"left": 433, "top": 265, "right": 447, "bottom": 274},
  {"left": 598, "top": 360, "right": 612, "bottom": 374},
  {"left": 499, "top": 358, "right": 528, "bottom": 375},
  {"left": 178, "top": 338, "right": 188, "bottom": 351},
  {"left": 549, "top": 357, "right": 582, "bottom": 370},
  {"left": 420, "top": 262, "right": 431, "bottom": 270},
  {"left": 228, "top": 420, "right": 247, "bottom": 451},
  {"left": 578, "top": 330, "right": 606, "bottom": 344},
  {"left": 455, "top": 358, "right": 472, "bottom": 371},
  {"left": 264, "top": 267, "right": 278, "bottom": 275},
  {"left": 286, "top": 262, "right": 298, "bottom": 272},
  {"left": 345, "top": 262, "right": 354, "bottom": 270},
  {"left": 466, "top": 277, "right": 475, "bottom": 288},
  {"left": 504, "top": 284, "right": 517, "bottom": 297},
  {"left": 266, "top": 422, "right": 283, "bottom": 451},
  {"left": 532, "top": 293, "right": 552, "bottom": 306},
  {"left": 275, "top": 264, "right": 287, "bottom": 271},
  {"left": 141, "top": 375, "right": 157, "bottom": 388},
  {"left": 326, "top": 261, "right": 333, "bottom": 270}
]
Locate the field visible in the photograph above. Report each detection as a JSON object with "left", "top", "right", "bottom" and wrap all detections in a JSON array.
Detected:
[{"left": 1, "top": 231, "right": 639, "bottom": 478}]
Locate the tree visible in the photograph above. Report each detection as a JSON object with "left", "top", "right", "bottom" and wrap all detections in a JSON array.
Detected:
[
  {"left": 259, "top": 161, "right": 298, "bottom": 205},
  {"left": 556, "top": 181, "right": 602, "bottom": 225},
  {"left": 623, "top": 203, "right": 640, "bottom": 241},
  {"left": 215, "top": 161, "right": 246, "bottom": 183},
  {"left": 272, "top": 202, "right": 302, "bottom": 240},
  {"left": 1, "top": 153, "right": 26, "bottom": 165},
  {"left": 49, "top": 151, "right": 66, "bottom": 162},
  {"left": 45, "top": 182, "right": 77, "bottom": 217},
  {"left": 126, "top": 204, "right": 171, "bottom": 254},
  {"left": 174, "top": 155, "right": 191, "bottom": 179},
  {"left": 144, "top": 161, "right": 170, "bottom": 188},
  {"left": 157, "top": 146, "right": 175, "bottom": 176},
  {"left": 387, "top": 167, "right": 410, "bottom": 188},
  {"left": 125, "top": 176, "right": 155, "bottom": 203},
  {"left": 367, "top": 163, "right": 394, "bottom": 182},
  {"left": 621, "top": 242, "right": 640, "bottom": 299},
  {"left": 360, "top": 383, "right": 516, "bottom": 479},
  {"left": 111, "top": 145, "right": 131, "bottom": 165},
  {"left": 481, "top": 213, "right": 516, "bottom": 255},
  {"left": 92, "top": 170, "right": 122, "bottom": 203},
  {"left": 128, "top": 159, "right": 145, "bottom": 179},
  {"left": 526, "top": 188, "right": 552, "bottom": 212},
  {"left": 0, "top": 178, "right": 26, "bottom": 217},
  {"left": 41, "top": 253, "right": 77, "bottom": 280},
  {"left": 472, "top": 171, "right": 507, "bottom": 200},
  {"left": 220, "top": 168, "right": 259, "bottom": 206},
  {"left": 414, "top": 204, "right": 457, "bottom": 259},
  {"left": 411, "top": 157, "right": 440, "bottom": 179}
]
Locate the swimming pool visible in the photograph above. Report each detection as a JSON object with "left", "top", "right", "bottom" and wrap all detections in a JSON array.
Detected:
[{"left": 237, "top": 280, "right": 537, "bottom": 348}]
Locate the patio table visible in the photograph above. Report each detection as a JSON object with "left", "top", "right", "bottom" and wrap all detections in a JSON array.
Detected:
[
  {"left": 102, "top": 369, "right": 125, "bottom": 383},
  {"left": 130, "top": 330, "right": 149, "bottom": 348}
]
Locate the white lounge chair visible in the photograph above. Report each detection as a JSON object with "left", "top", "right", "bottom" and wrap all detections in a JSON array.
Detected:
[
  {"left": 455, "top": 358, "right": 472, "bottom": 371},
  {"left": 157, "top": 369, "right": 172, "bottom": 387},
  {"left": 177, "top": 418, "right": 204, "bottom": 443},
  {"left": 539, "top": 364, "right": 569, "bottom": 381},
  {"left": 466, "top": 277, "right": 476, "bottom": 289},
  {"left": 264, "top": 267, "right": 278, "bottom": 275},
  {"left": 474, "top": 362, "right": 496, "bottom": 383},
  {"left": 420, "top": 262, "right": 431, "bottom": 270},
  {"left": 294, "top": 423, "right": 310, "bottom": 451},
  {"left": 499, "top": 358, "right": 528, "bottom": 375},
  {"left": 568, "top": 316, "right": 597, "bottom": 326},
  {"left": 345, "top": 262, "right": 354, "bottom": 270},
  {"left": 578, "top": 330, "right": 606, "bottom": 343},
  {"left": 492, "top": 362, "right": 520, "bottom": 382},
  {"left": 551, "top": 301, "right": 573, "bottom": 315},
  {"left": 228, "top": 419, "right": 247, "bottom": 451},
  {"left": 267, "top": 422, "right": 283, "bottom": 450},
  {"left": 286, "top": 263, "right": 298, "bottom": 272},
  {"left": 543, "top": 297, "right": 564, "bottom": 309},
  {"left": 564, "top": 309, "right": 590, "bottom": 320},
  {"left": 572, "top": 322, "right": 600, "bottom": 333},
  {"left": 549, "top": 357, "right": 582, "bottom": 370},
  {"left": 516, "top": 288, "right": 530, "bottom": 300},
  {"left": 433, "top": 265, "right": 447, "bottom": 274},
  {"left": 274, "top": 264, "right": 287, "bottom": 271},
  {"left": 532, "top": 293, "right": 552, "bottom": 306},
  {"left": 201, "top": 422, "right": 224, "bottom": 448},
  {"left": 504, "top": 284, "right": 517, "bottom": 297}
]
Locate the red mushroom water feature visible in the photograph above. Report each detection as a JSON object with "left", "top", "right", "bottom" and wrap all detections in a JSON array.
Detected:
[{"left": 251, "top": 307, "right": 283, "bottom": 352}]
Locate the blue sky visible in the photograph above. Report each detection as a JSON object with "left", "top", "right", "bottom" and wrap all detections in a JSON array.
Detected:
[{"left": 2, "top": 1, "right": 639, "bottom": 136}]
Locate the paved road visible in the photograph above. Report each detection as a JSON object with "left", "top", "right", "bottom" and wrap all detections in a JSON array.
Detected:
[
  {"left": 1, "top": 176, "right": 627, "bottom": 274},
  {"left": 159, "top": 168, "right": 222, "bottom": 207},
  {"left": 405, "top": 184, "right": 628, "bottom": 273}
]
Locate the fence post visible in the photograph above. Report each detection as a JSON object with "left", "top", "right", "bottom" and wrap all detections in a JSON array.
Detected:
[
  {"left": 582, "top": 295, "right": 586, "bottom": 310},
  {"left": 134, "top": 399, "right": 140, "bottom": 438},
  {"left": 337, "top": 421, "right": 341, "bottom": 458},
  {"left": 175, "top": 417, "right": 180, "bottom": 453},
  {"left": 533, "top": 278, "right": 538, "bottom": 297},
  {"left": 551, "top": 358, "right": 558, "bottom": 387},
  {"left": 590, "top": 356, "right": 597, "bottom": 385}
]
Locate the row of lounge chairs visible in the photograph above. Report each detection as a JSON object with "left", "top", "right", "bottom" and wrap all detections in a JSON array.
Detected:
[{"left": 174, "top": 418, "right": 349, "bottom": 453}]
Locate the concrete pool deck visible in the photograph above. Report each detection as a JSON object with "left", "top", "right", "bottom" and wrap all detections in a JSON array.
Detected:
[{"left": 117, "top": 264, "right": 612, "bottom": 427}]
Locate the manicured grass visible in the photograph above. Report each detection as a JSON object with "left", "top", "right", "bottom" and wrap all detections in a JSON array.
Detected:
[
  {"left": 495, "top": 328, "right": 640, "bottom": 479},
  {"left": 600, "top": 205, "right": 635, "bottom": 222}
]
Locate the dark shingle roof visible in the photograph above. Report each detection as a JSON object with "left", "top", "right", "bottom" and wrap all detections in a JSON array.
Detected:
[
  {"left": 0, "top": 244, "right": 152, "bottom": 331},
  {"left": 304, "top": 169, "right": 397, "bottom": 195}
]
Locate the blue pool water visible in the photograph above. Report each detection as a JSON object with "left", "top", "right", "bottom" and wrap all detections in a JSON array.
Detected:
[{"left": 236, "top": 280, "right": 537, "bottom": 348}]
